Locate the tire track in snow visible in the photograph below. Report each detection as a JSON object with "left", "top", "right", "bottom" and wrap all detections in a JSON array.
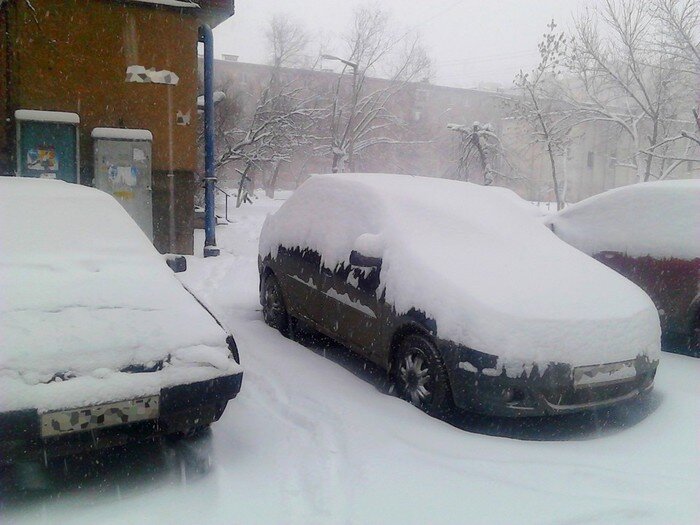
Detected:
[
  {"left": 387, "top": 425, "right": 690, "bottom": 515},
  {"left": 235, "top": 326, "right": 353, "bottom": 523}
]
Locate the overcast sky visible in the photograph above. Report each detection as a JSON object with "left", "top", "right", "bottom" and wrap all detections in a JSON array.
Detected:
[{"left": 213, "top": 0, "right": 594, "bottom": 89}]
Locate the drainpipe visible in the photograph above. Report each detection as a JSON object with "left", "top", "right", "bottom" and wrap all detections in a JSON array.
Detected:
[
  {"left": 167, "top": 85, "right": 176, "bottom": 253},
  {"left": 3, "top": 2, "right": 15, "bottom": 177},
  {"left": 199, "top": 24, "right": 219, "bottom": 258}
]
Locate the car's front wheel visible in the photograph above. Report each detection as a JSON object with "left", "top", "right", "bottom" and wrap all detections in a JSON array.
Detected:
[
  {"left": 393, "top": 333, "right": 453, "bottom": 417},
  {"left": 261, "top": 273, "right": 289, "bottom": 335}
]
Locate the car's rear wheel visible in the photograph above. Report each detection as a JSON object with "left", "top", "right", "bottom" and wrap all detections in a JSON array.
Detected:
[
  {"left": 262, "top": 273, "right": 289, "bottom": 335},
  {"left": 393, "top": 333, "right": 453, "bottom": 417}
]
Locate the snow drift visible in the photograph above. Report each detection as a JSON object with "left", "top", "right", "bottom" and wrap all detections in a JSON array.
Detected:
[
  {"left": 0, "top": 178, "right": 241, "bottom": 412},
  {"left": 260, "top": 173, "right": 660, "bottom": 369}
]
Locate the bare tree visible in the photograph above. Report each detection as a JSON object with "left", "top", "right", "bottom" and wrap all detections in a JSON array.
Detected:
[
  {"left": 266, "top": 14, "right": 310, "bottom": 69},
  {"left": 512, "top": 21, "right": 572, "bottom": 210},
  {"left": 211, "top": 16, "right": 320, "bottom": 203},
  {"left": 216, "top": 81, "right": 319, "bottom": 204},
  {"left": 322, "top": 6, "right": 432, "bottom": 173},
  {"left": 650, "top": 0, "right": 700, "bottom": 72},
  {"left": 447, "top": 122, "right": 515, "bottom": 185},
  {"left": 567, "top": 0, "right": 699, "bottom": 181},
  {"left": 650, "top": 0, "right": 700, "bottom": 154}
]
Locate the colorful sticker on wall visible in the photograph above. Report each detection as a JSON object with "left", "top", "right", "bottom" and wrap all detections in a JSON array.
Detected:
[{"left": 27, "top": 146, "right": 59, "bottom": 171}]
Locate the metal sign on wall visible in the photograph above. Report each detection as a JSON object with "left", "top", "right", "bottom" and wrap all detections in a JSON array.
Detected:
[
  {"left": 15, "top": 110, "right": 80, "bottom": 183},
  {"left": 93, "top": 128, "right": 154, "bottom": 241}
]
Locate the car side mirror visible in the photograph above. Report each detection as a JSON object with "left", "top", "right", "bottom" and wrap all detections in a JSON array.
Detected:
[{"left": 349, "top": 250, "right": 381, "bottom": 268}]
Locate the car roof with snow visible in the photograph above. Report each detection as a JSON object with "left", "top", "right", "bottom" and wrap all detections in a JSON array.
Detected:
[
  {"left": 0, "top": 177, "right": 240, "bottom": 412},
  {"left": 260, "top": 173, "right": 659, "bottom": 368},
  {"left": 550, "top": 180, "right": 700, "bottom": 261}
]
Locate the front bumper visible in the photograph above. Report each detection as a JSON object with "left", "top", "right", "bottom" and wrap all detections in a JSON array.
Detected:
[
  {"left": 441, "top": 342, "right": 658, "bottom": 417},
  {"left": 0, "top": 372, "right": 242, "bottom": 465}
]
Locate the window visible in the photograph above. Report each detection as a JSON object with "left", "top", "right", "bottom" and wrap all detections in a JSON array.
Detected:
[{"left": 587, "top": 151, "right": 595, "bottom": 169}]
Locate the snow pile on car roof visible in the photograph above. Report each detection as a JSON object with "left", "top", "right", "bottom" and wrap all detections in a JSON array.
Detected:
[
  {"left": 0, "top": 178, "right": 241, "bottom": 412},
  {"left": 260, "top": 173, "right": 660, "bottom": 369},
  {"left": 551, "top": 180, "right": 700, "bottom": 261}
]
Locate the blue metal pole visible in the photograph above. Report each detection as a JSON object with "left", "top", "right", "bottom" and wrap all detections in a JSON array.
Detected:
[{"left": 199, "top": 24, "right": 219, "bottom": 258}]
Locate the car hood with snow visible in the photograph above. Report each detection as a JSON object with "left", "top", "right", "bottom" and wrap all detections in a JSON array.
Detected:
[
  {"left": 260, "top": 173, "right": 661, "bottom": 370},
  {"left": 0, "top": 178, "right": 242, "bottom": 413}
]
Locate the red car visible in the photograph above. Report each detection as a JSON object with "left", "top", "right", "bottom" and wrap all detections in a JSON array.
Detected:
[{"left": 550, "top": 180, "right": 699, "bottom": 353}]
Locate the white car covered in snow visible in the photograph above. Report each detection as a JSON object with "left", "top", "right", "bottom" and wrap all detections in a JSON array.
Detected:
[
  {"left": 0, "top": 178, "right": 242, "bottom": 465},
  {"left": 258, "top": 173, "right": 660, "bottom": 417}
]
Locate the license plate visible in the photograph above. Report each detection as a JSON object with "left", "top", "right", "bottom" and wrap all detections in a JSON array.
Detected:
[
  {"left": 40, "top": 396, "right": 160, "bottom": 438},
  {"left": 573, "top": 361, "right": 637, "bottom": 389}
]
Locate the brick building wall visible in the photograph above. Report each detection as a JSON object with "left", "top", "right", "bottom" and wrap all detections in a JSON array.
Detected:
[{"left": 1, "top": 0, "right": 234, "bottom": 254}]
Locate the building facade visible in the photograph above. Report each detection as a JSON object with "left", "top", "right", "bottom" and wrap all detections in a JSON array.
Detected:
[
  {"left": 1, "top": 0, "right": 234, "bottom": 254},
  {"left": 208, "top": 57, "right": 699, "bottom": 204},
  {"left": 206, "top": 58, "right": 507, "bottom": 193}
]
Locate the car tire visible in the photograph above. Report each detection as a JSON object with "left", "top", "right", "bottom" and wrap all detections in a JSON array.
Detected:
[
  {"left": 262, "top": 273, "right": 290, "bottom": 335},
  {"left": 393, "top": 333, "right": 453, "bottom": 417}
]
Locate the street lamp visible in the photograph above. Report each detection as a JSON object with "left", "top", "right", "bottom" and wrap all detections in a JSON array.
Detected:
[{"left": 321, "top": 54, "right": 359, "bottom": 71}]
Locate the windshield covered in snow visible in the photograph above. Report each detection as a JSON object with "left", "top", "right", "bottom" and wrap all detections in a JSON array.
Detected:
[{"left": 0, "top": 1, "right": 698, "bottom": 524}]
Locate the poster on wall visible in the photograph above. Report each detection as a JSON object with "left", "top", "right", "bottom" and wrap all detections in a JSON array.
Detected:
[
  {"left": 106, "top": 164, "right": 139, "bottom": 200},
  {"left": 26, "top": 145, "right": 59, "bottom": 171}
]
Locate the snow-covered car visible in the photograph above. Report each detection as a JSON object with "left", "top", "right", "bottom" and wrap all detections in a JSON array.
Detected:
[
  {"left": 549, "top": 180, "right": 700, "bottom": 352},
  {"left": 0, "top": 178, "right": 243, "bottom": 465},
  {"left": 258, "top": 173, "right": 660, "bottom": 417}
]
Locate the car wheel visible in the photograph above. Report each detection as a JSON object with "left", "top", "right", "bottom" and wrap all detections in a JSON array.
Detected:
[
  {"left": 262, "top": 273, "right": 289, "bottom": 335},
  {"left": 393, "top": 333, "right": 453, "bottom": 417}
]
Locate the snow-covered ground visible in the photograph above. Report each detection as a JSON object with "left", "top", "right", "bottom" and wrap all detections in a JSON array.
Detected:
[{"left": 1, "top": 192, "right": 698, "bottom": 525}]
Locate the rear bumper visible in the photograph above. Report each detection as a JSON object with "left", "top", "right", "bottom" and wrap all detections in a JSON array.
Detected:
[
  {"left": 0, "top": 372, "right": 242, "bottom": 465},
  {"left": 440, "top": 342, "right": 658, "bottom": 417}
]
